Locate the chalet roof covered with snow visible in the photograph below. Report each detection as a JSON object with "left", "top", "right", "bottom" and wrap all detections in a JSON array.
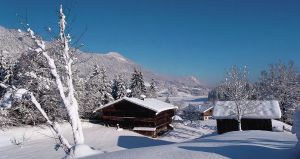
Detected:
[
  {"left": 184, "top": 104, "right": 213, "bottom": 113},
  {"left": 213, "top": 100, "right": 281, "bottom": 119},
  {"left": 95, "top": 97, "right": 177, "bottom": 114}
]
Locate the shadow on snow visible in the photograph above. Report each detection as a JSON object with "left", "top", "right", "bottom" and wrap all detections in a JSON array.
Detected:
[
  {"left": 117, "top": 136, "right": 173, "bottom": 149},
  {"left": 179, "top": 137, "right": 297, "bottom": 159}
]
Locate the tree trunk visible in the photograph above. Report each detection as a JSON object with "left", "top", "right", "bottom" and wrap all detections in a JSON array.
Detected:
[{"left": 237, "top": 118, "right": 242, "bottom": 131}]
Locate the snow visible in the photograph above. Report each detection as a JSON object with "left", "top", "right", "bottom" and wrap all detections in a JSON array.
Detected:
[
  {"left": 25, "top": 4, "right": 85, "bottom": 151},
  {"left": 0, "top": 122, "right": 167, "bottom": 158},
  {"left": 106, "top": 52, "right": 128, "bottom": 62},
  {"left": 95, "top": 97, "right": 178, "bottom": 114},
  {"left": 14, "top": 88, "right": 28, "bottom": 99},
  {"left": 27, "top": 28, "right": 35, "bottom": 39},
  {"left": 184, "top": 104, "right": 213, "bottom": 113},
  {"left": 2, "top": 50, "right": 9, "bottom": 54},
  {"left": 71, "top": 144, "right": 101, "bottom": 158},
  {"left": 176, "top": 91, "right": 194, "bottom": 97},
  {"left": 158, "top": 96, "right": 208, "bottom": 109},
  {"left": 0, "top": 90, "right": 12, "bottom": 108},
  {"left": 292, "top": 111, "right": 300, "bottom": 153},
  {"left": 140, "top": 94, "right": 146, "bottom": 99},
  {"left": 24, "top": 71, "right": 38, "bottom": 79},
  {"left": 126, "top": 89, "right": 131, "bottom": 93},
  {"left": 272, "top": 119, "right": 292, "bottom": 132},
  {"left": 34, "top": 48, "right": 43, "bottom": 53},
  {"left": 0, "top": 86, "right": 29, "bottom": 109},
  {"left": 162, "top": 120, "right": 216, "bottom": 142},
  {"left": 86, "top": 130, "right": 297, "bottom": 159},
  {"left": 213, "top": 100, "right": 281, "bottom": 119},
  {"left": 172, "top": 115, "right": 183, "bottom": 121},
  {"left": 0, "top": 120, "right": 216, "bottom": 158},
  {"left": 133, "top": 127, "right": 156, "bottom": 131},
  {"left": 0, "top": 120, "right": 296, "bottom": 159}
]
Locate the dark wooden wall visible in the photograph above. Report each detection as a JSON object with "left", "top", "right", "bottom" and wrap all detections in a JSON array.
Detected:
[
  {"left": 216, "top": 119, "right": 272, "bottom": 134},
  {"left": 99, "top": 100, "right": 175, "bottom": 137}
]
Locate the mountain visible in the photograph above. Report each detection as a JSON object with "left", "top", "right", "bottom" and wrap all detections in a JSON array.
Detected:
[{"left": 0, "top": 26, "right": 209, "bottom": 96}]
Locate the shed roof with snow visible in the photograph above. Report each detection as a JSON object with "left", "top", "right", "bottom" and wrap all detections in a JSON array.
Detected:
[
  {"left": 213, "top": 100, "right": 281, "bottom": 119},
  {"left": 95, "top": 97, "right": 178, "bottom": 114}
]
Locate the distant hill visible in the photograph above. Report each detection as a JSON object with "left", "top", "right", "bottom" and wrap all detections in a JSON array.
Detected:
[{"left": 0, "top": 26, "right": 209, "bottom": 96}]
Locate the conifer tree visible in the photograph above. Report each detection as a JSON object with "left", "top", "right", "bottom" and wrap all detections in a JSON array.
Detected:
[
  {"left": 130, "top": 68, "right": 146, "bottom": 98},
  {"left": 148, "top": 79, "right": 157, "bottom": 98},
  {"left": 0, "top": 51, "right": 12, "bottom": 86},
  {"left": 112, "top": 74, "right": 127, "bottom": 100},
  {"left": 84, "top": 65, "right": 102, "bottom": 116},
  {"left": 99, "top": 67, "right": 114, "bottom": 105}
]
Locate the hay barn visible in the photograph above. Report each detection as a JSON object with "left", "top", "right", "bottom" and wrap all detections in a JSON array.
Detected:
[{"left": 213, "top": 100, "right": 281, "bottom": 134}]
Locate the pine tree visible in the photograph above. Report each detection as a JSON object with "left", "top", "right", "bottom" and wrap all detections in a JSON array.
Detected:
[
  {"left": 112, "top": 74, "right": 127, "bottom": 100},
  {"left": 148, "top": 79, "right": 157, "bottom": 98},
  {"left": 130, "top": 68, "right": 146, "bottom": 98},
  {"left": 84, "top": 65, "right": 114, "bottom": 111},
  {"left": 0, "top": 51, "right": 7, "bottom": 84},
  {"left": 0, "top": 51, "right": 12, "bottom": 86},
  {"left": 99, "top": 67, "right": 114, "bottom": 105},
  {"left": 83, "top": 65, "right": 103, "bottom": 117}
]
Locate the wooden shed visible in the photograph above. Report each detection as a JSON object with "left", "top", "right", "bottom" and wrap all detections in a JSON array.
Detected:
[
  {"left": 213, "top": 100, "right": 281, "bottom": 134},
  {"left": 94, "top": 97, "right": 177, "bottom": 137}
]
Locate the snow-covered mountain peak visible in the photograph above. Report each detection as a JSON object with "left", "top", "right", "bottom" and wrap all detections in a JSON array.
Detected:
[
  {"left": 187, "top": 76, "right": 202, "bottom": 85},
  {"left": 105, "top": 52, "right": 128, "bottom": 62},
  {"left": 0, "top": 26, "right": 209, "bottom": 96}
]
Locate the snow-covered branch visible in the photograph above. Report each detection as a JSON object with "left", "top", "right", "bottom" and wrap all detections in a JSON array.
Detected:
[
  {"left": 25, "top": 5, "right": 84, "bottom": 145},
  {"left": 220, "top": 65, "right": 256, "bottom": 131},
  {"left": 0, "top": 83, "right": 72, "bottom": 154}
]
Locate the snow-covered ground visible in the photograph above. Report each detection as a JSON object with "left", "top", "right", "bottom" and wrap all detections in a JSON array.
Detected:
[
  {"left": 158, "top": 96, "right": 208, "bottom": 109},
  {"left": 87, "top": 130, "right": 298, "bottom": 159},
  {"left": 161, "top": 120, "right": 216, "bottom": 142},
  {"left": 0, "top": 119, "right": 296, "bottom": 159},
  {"left": 0, "top": 120, "right": 215, "bottom": 159}
]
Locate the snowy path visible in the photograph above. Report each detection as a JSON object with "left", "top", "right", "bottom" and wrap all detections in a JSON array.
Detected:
[{"left": 160, "top": 120, "right": 216, "bottom": 142}]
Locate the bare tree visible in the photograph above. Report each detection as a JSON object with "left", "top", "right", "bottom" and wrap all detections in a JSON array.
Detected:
[
  {"left": 257, "top": 61, "right": 299, "bottom": 124},
  {"left": 25, "top": 4, "right": 84, "bottom": 146},
  {"left": 0, "top": 4, "right": 100, "bottom": 157},
  {"left": 220, "top": 65, "right": 256, "bottom": 131}
]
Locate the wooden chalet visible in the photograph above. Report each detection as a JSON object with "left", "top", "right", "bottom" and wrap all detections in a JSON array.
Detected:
[
  {"left": 94, "top": 97, "right": 177, "bottom": 137},
  {"left": 199, "top": 105, "right": 213, "bottom": 120},
  {"left": 213, "top": 100, "right": 281, "bottom": 134}
]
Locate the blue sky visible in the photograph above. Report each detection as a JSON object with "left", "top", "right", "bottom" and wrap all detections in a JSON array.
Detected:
[{"left": 0, "top": 0, "right": 299, "bottom": 85}]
